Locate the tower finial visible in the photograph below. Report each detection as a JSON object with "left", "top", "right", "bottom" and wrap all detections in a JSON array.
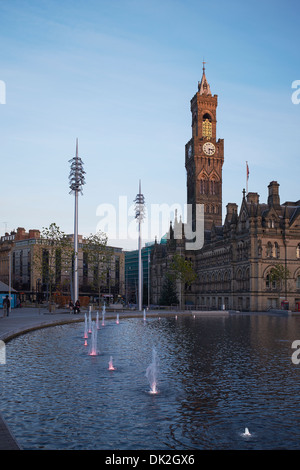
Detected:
[{"left": 198, "top": 60, "right": 211, "bottom": 95}]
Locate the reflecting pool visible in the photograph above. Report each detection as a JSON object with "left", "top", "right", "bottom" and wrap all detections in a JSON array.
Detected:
[{"left": 1, "top": 314, "right": 300, "bottom": 450}]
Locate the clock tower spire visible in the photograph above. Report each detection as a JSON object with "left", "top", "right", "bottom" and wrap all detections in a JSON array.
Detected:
[
  {"left": 185, "top": 66, "right": 224, "bottom": 231},
  {"left": 198, "top": 60, "right": 211, "bottom": 95}
]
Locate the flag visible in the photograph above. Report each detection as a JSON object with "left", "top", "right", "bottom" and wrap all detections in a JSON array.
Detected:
[{"left": 246, "top": 162, "right": 249, "bottom": 180}]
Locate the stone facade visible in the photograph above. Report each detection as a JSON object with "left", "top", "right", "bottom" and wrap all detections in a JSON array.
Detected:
[
  {"left": 0, "top": 227, "right": 125, "bottom": 302},
  {"left": 151, "top": 70, "right": 300, "bottom": 312}
]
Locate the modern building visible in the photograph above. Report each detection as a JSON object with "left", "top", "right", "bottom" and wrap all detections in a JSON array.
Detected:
[
  {"left": 125, "top": 243, "right": 154, "bottom": 305},
  {"left": 150, "top": 67, "right": 300, "bottom": 312}
]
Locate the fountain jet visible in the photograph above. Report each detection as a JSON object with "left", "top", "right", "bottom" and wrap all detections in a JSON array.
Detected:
[
  {"left": 84, "top": 313, "right": 88, "bottom": 339},
  {"left": 88, "top": 309, "right": 92, "bottom": 334},
  {"left": 89, "top": 321, "right": 99, "bottom": 356},
  {"left": 146, "top": 347, "right": 158, "bottom": 394},
  {"left": 243, "top": 428, "right": 251, "bottom": 436},
  {"left": 108, "top": 356, "right": 116, "bottom": 370}
]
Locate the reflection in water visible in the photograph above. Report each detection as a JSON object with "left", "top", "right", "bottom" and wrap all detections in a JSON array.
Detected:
[{"left": 1, "top": 314, "right": 300, "bottom": 450}]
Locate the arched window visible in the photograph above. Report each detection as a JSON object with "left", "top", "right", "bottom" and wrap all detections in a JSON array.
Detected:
[
  {"left": 266, "top": 242, "right": 272, "bottom": 258},
  {"left": 273, "top": 242, "right": 279, "bottom": 258},
  {"left": 211, "top": 274, "right": 215, "bottom": 291},
  {"left": 296, "top": 276, "right": 300, "bottom": 289},
  {"left": 200, "top": 179, "right": 205, "bottom": 194},
  {"left": 236, "top": 269, "right": 243, "bottom": 291},
  {"left": 268, "top": 219, "right": 275, "bottom": 228},
  {"left": 210, "top": 180, "right": 216, "bottom": 195},
  {"left": 202, "top": 113, "right": 212, "bottom": 138},
  {"left": 266, "top": 273, "right": 276, "bottom": 289}
]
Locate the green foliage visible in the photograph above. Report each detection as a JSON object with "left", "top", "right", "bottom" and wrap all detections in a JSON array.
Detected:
[
  {"left": 34, "top": 223, "right": 73, "bottom": 302},
  {"left": 168, "top": 253, "right": 196, "bottom": 286},
  {"left": 269, "top": 263, "right": 290, "bottom": 293},
  {"left": 159, "top": 276, "right": 178, "bottom": 306},
  {"left": 167, "top": 253, "right": 196, "bottom": 309},
  {"left": 82, "top": 230, "right": 111, "bottom": 301}
]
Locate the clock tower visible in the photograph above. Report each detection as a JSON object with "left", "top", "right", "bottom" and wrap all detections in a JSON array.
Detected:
[{"left": 185, "top": 64, "right": 224, "bottom": 231}]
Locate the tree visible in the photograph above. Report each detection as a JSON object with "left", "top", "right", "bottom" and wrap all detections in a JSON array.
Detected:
[
  {"left": 82, "top": 230, "right": 111, "bottom": 305},
  {"left": 269, "top": 263, "right": 290, "bottom": 308},
  {"left": 33, "top": 223, "right": 73, "bottom": 309},
  {"left": 168, "top": 253, "right": 196, "bottom": 309},
  {"left": 159, "top": 275, "right": 178, "bottom": 306}
]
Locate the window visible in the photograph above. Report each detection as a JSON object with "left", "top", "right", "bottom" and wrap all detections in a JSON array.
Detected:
[
  {"left": 202, "top": 113, "right": 212, "bottom": 138},
  {"left": 266, "top": 242, "right": 272, "bottom": 258},
  {"left": 273, "top": 242, "right": 279, "bottom": 258},
  {"left": 296, "top": 276, "right": 300, "bottom": 289},
  {"left": 42, "top": 249, "right": 49, "bottom": 284},
  {"left": 268, "top": 219, "right": 275, "bottom": 228},
  {"left": 266, "top": 274, "right": 276, "bottom": 289},
  {"left": 297, "top": 244, "right": 300, "bottom": 259},
  {"left": 200, "top": 179, "right": 205, "bottom": 194},
  {"left": 55, "top": 249, "right": 61, "bottom": 285}
]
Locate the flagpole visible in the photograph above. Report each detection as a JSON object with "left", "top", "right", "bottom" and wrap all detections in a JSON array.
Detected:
[{"left": 246, "top": 161, "right": 249, "bottom": 195}]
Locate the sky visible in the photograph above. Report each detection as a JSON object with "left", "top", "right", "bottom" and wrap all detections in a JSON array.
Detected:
[{"left": 0, "top": 0, "right": 299, "bottom": 250}]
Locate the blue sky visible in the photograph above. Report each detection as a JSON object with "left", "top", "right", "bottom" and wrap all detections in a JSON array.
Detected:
[{"left": 0, "top": 0, "right": 299, "bottom": 249}]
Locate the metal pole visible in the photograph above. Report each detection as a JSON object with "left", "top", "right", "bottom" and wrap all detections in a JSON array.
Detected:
[
  {"left": 8, "top": 252, "right": 11, "bottom": 314},
  {"left": 138, "top": 216, "right": 142, "bottom": 311},
  {"left": 134, "top": 180, "right": 145, "bottom": 312},
  {"left": 69, "top": 138, "right": 85, "bottom": 305},
  {"left": 148, "top": 251, "right": 150, "bottom": 309},
  {"left": 74, "top": 186, "right": 78, "bottom": 304}
]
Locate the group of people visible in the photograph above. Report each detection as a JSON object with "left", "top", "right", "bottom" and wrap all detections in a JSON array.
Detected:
[
  {"left": 2, "top": 296, "right": 82, "bottom": 316},
  {"left": 69, "top": 299, "right": 81, "bottom": 314}
]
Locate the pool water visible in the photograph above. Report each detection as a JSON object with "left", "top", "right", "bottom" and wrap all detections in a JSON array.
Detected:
[{"left": 1, "top": 314, "right": 300, "bottom": 450}]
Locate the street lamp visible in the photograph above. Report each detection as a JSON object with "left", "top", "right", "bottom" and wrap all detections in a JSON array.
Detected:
[
  {"left": 69, "top": 138, "right": 85, "bottom": 305},
  {"left": 134, "top": 180, "right": 145, "bottom": 311}
]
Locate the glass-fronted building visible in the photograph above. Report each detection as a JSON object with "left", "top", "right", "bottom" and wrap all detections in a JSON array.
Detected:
[{"left": 125, "top": 243, "right": 154, "bottom": 306}]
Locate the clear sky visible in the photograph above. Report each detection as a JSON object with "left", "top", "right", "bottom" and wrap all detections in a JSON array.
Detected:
[{"left": 0, "top": 0, "right": 299, "bottom": 250}]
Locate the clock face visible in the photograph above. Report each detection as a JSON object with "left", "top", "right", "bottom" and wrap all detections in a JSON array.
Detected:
[{"left": 203, "top": 142, "right": 215, "bottom": 156}]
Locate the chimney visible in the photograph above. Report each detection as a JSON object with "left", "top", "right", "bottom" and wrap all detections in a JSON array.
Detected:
[
  {"left": 247, "top": 192, "right": 259, "bottom": 204},
  {"left": 268, "top": 181, "right": 280, "bottom": 208},
  {"left": 226, "top": 203, "right": 238, "bottom": 224},
  {"left": 226, "top": 203, "right": 238, "bottom": 216},
  {"left": 29, "top": 229, "right": 40, "bottom": 239},
  {"left": 15, "top": 227, "right": 26, "bottom": 240}
]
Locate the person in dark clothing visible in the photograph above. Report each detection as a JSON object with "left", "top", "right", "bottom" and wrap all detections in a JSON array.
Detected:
[
  {"left": 73, "top": 299, "right": 80, "bottom": 314},
  {"left": 3, "top": 295, "right": 10, "bottom": 317}
]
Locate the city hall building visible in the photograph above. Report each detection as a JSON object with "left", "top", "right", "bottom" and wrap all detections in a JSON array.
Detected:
[{"left": 150, "top": 68, "right": 300, "bottom": 312}]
